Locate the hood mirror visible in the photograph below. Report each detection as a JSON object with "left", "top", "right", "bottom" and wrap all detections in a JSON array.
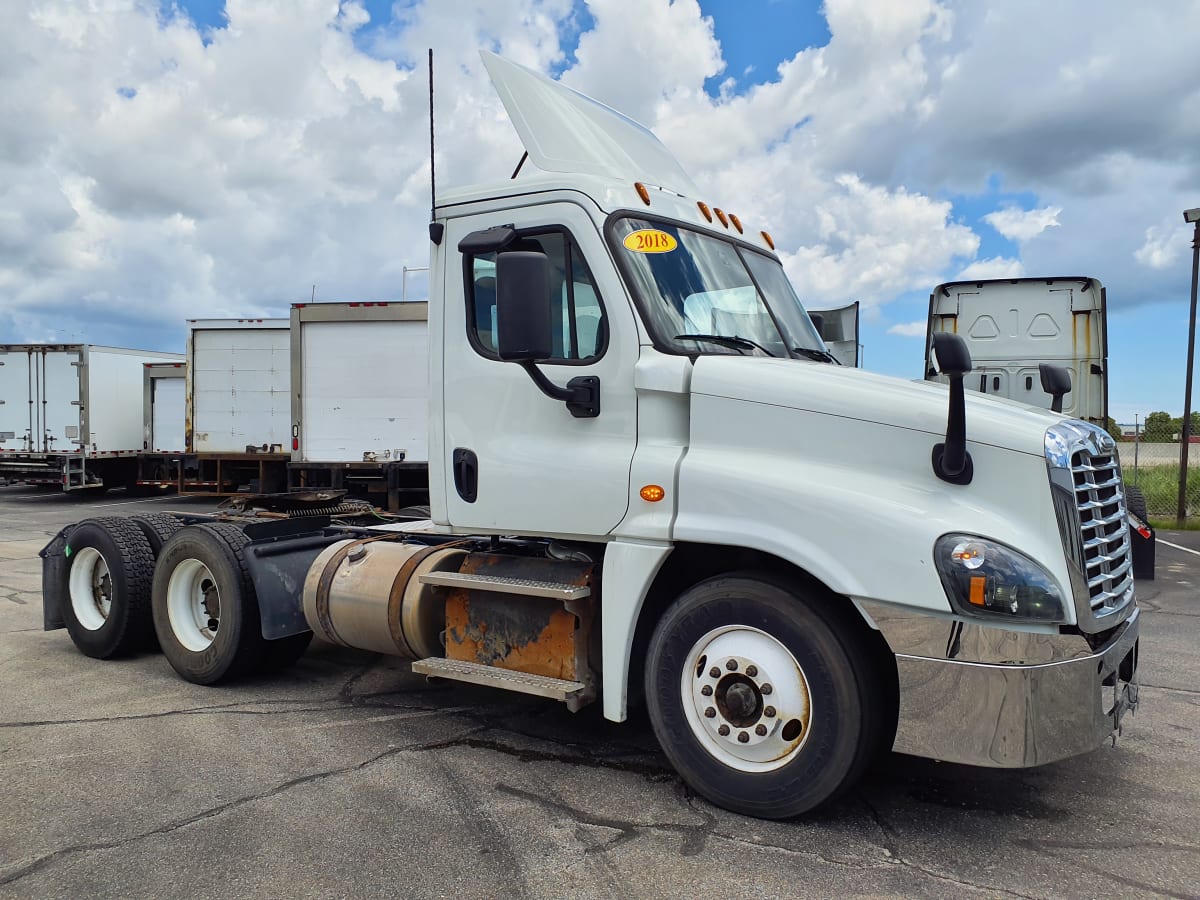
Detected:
[
  {"left": 1039, "top": 364, "right": 1072, "bottom": 413},
  {"left": 930, "top": 332, "right": 974, "bottom": 485}
]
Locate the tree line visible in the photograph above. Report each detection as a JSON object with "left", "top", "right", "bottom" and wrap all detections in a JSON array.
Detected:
[{"left": 1134, "top": 411, "right": 1200, "bottom": 442}]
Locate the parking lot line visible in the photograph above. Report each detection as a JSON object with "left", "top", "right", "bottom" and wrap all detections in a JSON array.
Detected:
[{"left": 1158, "top": 538, "right": 1200, "bottom": 558}]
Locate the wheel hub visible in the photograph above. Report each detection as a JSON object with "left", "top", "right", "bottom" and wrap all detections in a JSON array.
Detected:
[
  {"left": 68, "top": 546, "right": 113, "bottom": 631},
  {"left": 717, "top": 676, "right": 761, "bottom": 726},
  {"left": 166, "top": 559, "right": 222, "bottom": 652},
  {"left": 682, "top": 626, "right": 812, "bottom": 773}
]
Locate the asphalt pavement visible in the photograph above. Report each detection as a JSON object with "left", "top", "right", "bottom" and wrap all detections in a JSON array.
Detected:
[{"left": 1, "top": 484, "right": 1197, "bottom": 899}]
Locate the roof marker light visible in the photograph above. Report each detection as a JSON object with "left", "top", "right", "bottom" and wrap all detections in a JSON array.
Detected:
[
  {"left": 635, "top": 182, "right": 651, "bottom": 205},
  {"left": 697, "top": 202, "right": 713, "bottom": 222},
  {"left": 761, "top": 231, "right": 775, "bottom": 250},
  {"left": 713, "top": 208, "right": 729, "bottom": 228},
  {"left": 729, "top": 214, "right": 743, "bottom": 234}
]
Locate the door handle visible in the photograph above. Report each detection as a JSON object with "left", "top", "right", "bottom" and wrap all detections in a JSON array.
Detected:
[{"left": 453, "top": 448, "right": 478, "bottom": 503}]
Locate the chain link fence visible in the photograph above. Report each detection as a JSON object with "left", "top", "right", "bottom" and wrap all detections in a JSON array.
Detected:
[{"left": 1118, "top": 441, "right": 1200, "bottom": 522}]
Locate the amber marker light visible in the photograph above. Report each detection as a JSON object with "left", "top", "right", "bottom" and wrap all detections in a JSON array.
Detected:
[
  {"left": 969, "top": 576, "right": 987, "bottom": 607},
  {"left": 697, "top": 201, "right": 713, "bottom": 222},
  {"left": 729, "top": 214, "right": 743, "bottom": 233},
  {"left": 640, "top": 484, "right": 666, "bottom": 502},
  {"left": 760, "top": 230, "right": 775, "bottom": 249},
  {"left": 634, "top": 182, "right": 651, "bottom": 205},
  {"left": 714, "top": 208, "right": 729, "bottom": 227}
]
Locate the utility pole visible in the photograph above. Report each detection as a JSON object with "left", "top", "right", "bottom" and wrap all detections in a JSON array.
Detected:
[{"left": 1178, "top": 208, "right": 1200, "bottom": 525}]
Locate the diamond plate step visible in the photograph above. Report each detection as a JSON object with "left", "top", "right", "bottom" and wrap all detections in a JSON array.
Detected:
[
  {"left": 417, "top": 571, "right": 590, "bottom": 600},
  {"left": 411, "top": 658, "right": 586, "bottom": 701}
]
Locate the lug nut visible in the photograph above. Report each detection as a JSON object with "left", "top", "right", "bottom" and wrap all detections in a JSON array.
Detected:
[
  {"left": 737, "top": 731, "right": 749, "bottom": 743},
  {"left": 755, "top": 724, "right": 768, "bottom": 736},
  {"left": 726, "top": 659, "right": 738, "bottom": 671},
  {"left": 709, "top": 666, "right": 721, "bottom": 678},
  {"left": 761, "top": 683, "right": 773, "bottom": 695},
  {"left": 701, "top": 685, "right": 713, "bottom": 696},
  {"left": 718, "top": 724, "right": 730, "bottom": 736},
  {"left": 764, "top": 706, "right": 776, "bottom": 718},
  {"left": 704, "top": 707, "right": 716, "bottom": 718},
  {"left": 746, "top": 665, "right": 758, "bottom": 678}
]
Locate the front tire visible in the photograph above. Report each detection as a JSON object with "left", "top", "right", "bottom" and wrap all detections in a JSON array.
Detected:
[
  {"left": 645, "top": 573, "right": 883, "bottom": 819},
  {"left": 152, "top": 524, "right": 264, "bottom": 684}
]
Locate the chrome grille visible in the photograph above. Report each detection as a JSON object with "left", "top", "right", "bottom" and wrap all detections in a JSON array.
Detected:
[{"left": 1069, "top": 447, "right": 1133, "bottom": 617}]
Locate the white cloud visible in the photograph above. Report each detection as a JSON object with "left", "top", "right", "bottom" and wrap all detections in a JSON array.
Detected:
[
  {"left": 887, "top": 321, "right": 927, "bottom": 337},
  {"left": 1135, "top": 222, "right": 1191, "bottom": 271},
  {"left": 983, "top": 206, "right": 1062, "bottom": 242},
  {"left": 957, "top": 256, "right": 1025, "bottom": 280},
  {"left": 0, "top": 0, "right": 1196, "bottom": 372}
]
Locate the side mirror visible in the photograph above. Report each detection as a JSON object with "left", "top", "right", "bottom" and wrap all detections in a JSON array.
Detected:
[
  {"left": 1039, "top": 364, "right": 1072, "bottom": 413},
  {"left": 496, "top": 251, "right": 554, "bottom": 362},
  {"left": 493, "top": 249, "right": 600, "bottom": 418},
  {"left": 930, "top": 332, "right": 973, "bottom": 485},
  {"left": 931, "top": 331, "right": 971, "bottom": 378}
]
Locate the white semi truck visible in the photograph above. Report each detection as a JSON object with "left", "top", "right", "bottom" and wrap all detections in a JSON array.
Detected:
[{"left": 40, "top": 53, "right": 1139, "bottom": 819}]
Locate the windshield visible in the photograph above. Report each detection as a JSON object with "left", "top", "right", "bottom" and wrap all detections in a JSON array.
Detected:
[{"left": 610, "top": 216, "right": 828, "bottom": 359}]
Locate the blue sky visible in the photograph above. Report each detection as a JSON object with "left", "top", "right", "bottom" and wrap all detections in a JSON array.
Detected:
[{"left": 4, "top": 0, "right": 1198, "bottom": 424}]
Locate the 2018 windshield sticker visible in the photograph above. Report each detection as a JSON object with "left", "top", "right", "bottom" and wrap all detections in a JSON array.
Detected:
[{"left": 622, "top": 229, "right": 678, "bottom": 254}]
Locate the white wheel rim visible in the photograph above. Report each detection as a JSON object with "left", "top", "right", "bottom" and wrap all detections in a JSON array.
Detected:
[
  {"left": 166, "top": 558, "right": 221, "bottom": 652},
  {"left": 680, "top": 625, "right": 812, "bottom": 773},
  {"left": 68, "top": 547, "right": 112, "bottom": 631}
]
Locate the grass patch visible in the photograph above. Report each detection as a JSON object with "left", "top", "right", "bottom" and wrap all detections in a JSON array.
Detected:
[{"left": 1127, "top": 464, "right": 1200, "bottom": 519}]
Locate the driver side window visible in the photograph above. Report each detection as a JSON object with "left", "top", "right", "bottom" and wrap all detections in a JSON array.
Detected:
[{"left": 466, "top": 230, "right": 607, "bottom": 363}]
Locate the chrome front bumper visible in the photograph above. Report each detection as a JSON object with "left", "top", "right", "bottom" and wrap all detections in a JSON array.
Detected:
[{"left": 861, "top": 603, "right": 1140, "bottom": 768}]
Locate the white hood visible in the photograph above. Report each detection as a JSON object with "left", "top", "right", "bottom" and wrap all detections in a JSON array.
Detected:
[
  {"left": 690, "top": 356, "right": 1059, "bottom": 457},
  {"left": 481, "top": 51, "right": 700, "bottom": 197}
]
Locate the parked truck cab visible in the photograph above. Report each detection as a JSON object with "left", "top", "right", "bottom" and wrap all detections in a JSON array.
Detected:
[{"left": 41, "top": 51, "right": 1139, "bottom": 820}]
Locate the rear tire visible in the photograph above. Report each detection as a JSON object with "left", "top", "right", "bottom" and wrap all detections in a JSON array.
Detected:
[
  {"left": 152, "top": 524, "right": 264, "bottom": 684},
  {"left": 645, "top": 572, "right": 884, "bottom": 819},
  {"left": 62, "top": 518, "right": 156, "bottom": 659},
  {"left": 130, "top": 513, "right": 184, "bottom": 556}
]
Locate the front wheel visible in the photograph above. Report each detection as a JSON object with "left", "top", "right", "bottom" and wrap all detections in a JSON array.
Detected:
[{"left": 645, "top": 573, "right": 884, "bottom": 819}]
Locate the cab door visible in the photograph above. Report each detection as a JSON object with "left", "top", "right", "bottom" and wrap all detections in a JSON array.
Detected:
[{"left": 440, "top": 201, "right": 638, "bottom": 537}]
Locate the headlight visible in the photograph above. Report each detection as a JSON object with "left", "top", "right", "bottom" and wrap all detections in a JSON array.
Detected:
[{"left": 933, "top": 534, "right": 1067, "bottom": 623}]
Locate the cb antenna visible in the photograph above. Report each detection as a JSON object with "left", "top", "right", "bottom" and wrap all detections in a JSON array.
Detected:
[{"left": 428, "top": 49, "right": 443, "bottom": 245}]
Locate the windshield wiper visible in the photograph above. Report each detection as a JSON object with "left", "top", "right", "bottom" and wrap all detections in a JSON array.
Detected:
[
  {"left": 792, "top": 346, "right": 840, "bottom": 364},
  {"left": 675, "top": 334, "right": 776, "bottom": 357}
]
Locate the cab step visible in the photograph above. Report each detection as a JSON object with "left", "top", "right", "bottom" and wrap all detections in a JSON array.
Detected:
[
  {"left": 417, "top": 571, "right": 590, "bottom": 600},
  {"left": 411, "top": 657, "right": 586, "bottom": 701}
]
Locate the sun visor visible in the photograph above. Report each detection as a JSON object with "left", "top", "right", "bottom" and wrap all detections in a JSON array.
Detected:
[{"left": 481, "top": 51, "right": 700, "bottom": 198}]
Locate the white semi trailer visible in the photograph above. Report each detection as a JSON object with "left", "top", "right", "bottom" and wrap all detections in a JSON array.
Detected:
[
  {"left": 137, "top": 319, "right": 292, "bottom": 495},
  {"left": 287, "top": 301, "right": 430, "bottom": 511},
  {"left": 0, "top": 344, "right": 183, "bottom": 489},
  {"left": 40, "top": 53, "right": 1139, "bottom": 819}
]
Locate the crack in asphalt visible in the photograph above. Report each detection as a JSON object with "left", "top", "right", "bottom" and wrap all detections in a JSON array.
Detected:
[
  {"left": 0, "top": 698, "right": 351, "bottom": 728},
  {"left": 1139, "top": 681, "right": 1200, "bottom": 698},
  {"left": 1013, "top": 838, "right": 1198, "bottom": 899},
  {"left": 858, "top": 797, "right": 1042, "bottom": 899},
  {"left": 409, "top": 734, "right": 674, "bottom": 782},
  {"left": 0, "top": 659, "right": 462, "bottom": 729},
  {"left": 0, "top": 726, "right": 488, "bottom": 889}
]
